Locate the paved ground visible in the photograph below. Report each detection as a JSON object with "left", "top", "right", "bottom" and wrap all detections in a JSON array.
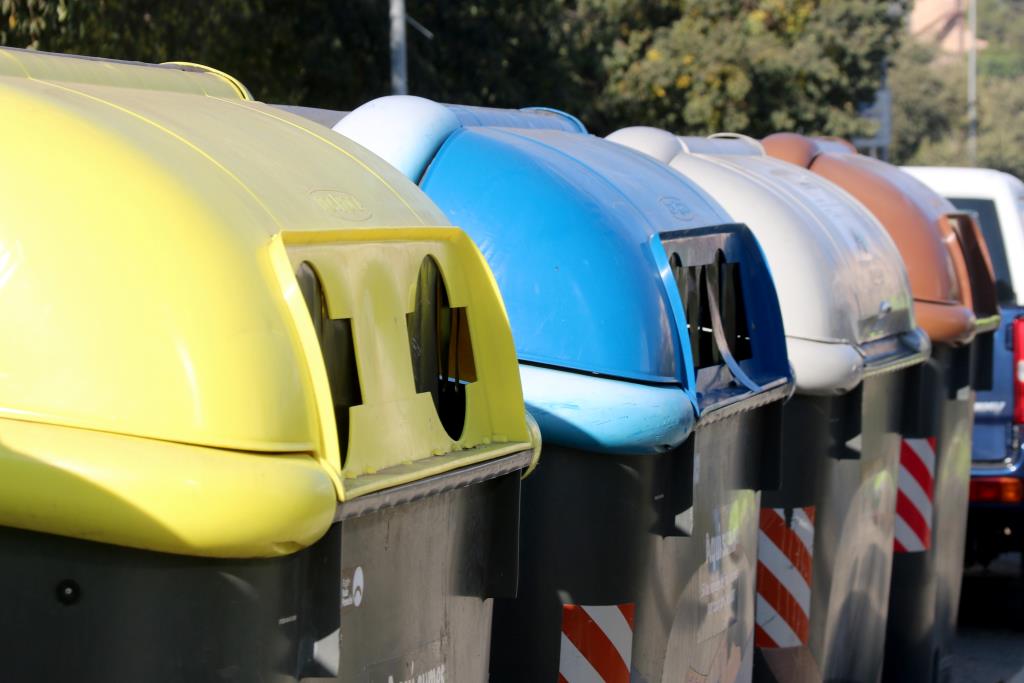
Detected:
[{"left": 953, "top": 552, "right": 1024, "bottom": 683}]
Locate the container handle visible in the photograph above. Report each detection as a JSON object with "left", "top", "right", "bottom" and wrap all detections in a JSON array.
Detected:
[{"left": 704, "top": 267, "right": 762, "bottom": 393}]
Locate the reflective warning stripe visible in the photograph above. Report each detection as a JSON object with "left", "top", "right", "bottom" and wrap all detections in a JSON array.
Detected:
[
  {"left": 894, "top": 437, "right": 935, "bottom": 553},
  {"left": 755, "top": 507, "right": 814, "bottom": 648},
  {"left": 755, "top": 594, "right": 802, "bottom": 649},
  {"left": 558, "top": 633, "right": 604, "bottom": 683},
  {"left": 559, "top": 604, "right": 634, "bottom": 683}
]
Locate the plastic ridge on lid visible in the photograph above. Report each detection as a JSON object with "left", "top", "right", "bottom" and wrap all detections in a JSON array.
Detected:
[
  {"left": 607, "top": 126, "right": 926, "bottom": 394},
  {"left": 333, "top": 95, "right": 585, "bottom": 182},
  {"left": 449, "top": 103, "right": 586, "bottom": 132},
  {"left": 0, "top": 47, "right": 249, "bottom": 99},
  {"left": 0, "top": 49, "right": 535, "bottom": 558},
  {"left": 339, "top": 96, "right": 792, "bottom": 452},
  {"left": 162, "top": 61, "right": 254, "bottom": 100}
]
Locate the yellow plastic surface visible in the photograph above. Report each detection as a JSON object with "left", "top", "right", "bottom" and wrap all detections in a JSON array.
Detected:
[
  {"left": 0, "top": 417, "right": 336, "bottom": 558},
  {"left": 0, "top": 48, "right": 246, "bottom": 99},
  {"left": 0, "top": 49, "right": 533, "bottom": 557}
]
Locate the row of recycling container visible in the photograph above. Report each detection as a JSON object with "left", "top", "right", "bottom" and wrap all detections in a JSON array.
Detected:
[{"left": 0, "top": 48, "right": 1002, "bottom": 683}]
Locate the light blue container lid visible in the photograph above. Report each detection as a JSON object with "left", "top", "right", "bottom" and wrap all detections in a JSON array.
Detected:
[
  {"left": 424, "top": 123, "right": 733, "bottom": 385},
  {"left": 336, "top": 97, "right": 791, "bottom": 453}
]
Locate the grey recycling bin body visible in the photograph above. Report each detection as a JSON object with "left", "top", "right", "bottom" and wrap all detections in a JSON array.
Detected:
[
  {"left": 609, "top": 129, "right": 930, "bottom": 683},
  {"left": 334, "top": 97, "right": 793, "bottom": 683},
  {"left": 762, "top": 136, "right": 1000, "bottom": 683}
]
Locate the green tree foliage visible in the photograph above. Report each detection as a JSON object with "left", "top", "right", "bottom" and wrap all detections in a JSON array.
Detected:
[
  {"left": 1, "top": 0, "right": 67, "bottom": 49},
  {"left": 405, "top": 1, "right": 573, "bottom": 110},
  {"left": 1, "top": 0, "right": 904, "bottom": 138},
  {"left": 888, "top": 41, "right": 964, "bottom": 163},
  {"left": 890, "top": 0, "right": 1024, "bottom": 179},
  {"left": 1, "top": 0, "right": 392, "bottom": 108},
  {"left": 977, "top": 0, "right": 1024, "bottom": 78},
  {"left": 595, "top": 0, "right": 906, "bottom": 137},
  {"left": 896, "top": 72, "right": 1024, "bottom": 179},
  {"left": 972, "top": 78, "right": 1024, "bottom": 175}
]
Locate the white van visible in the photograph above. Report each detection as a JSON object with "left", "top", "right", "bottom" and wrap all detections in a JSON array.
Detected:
[{"left": 903, "top": 167, "right": 1023, "bottom": 306}]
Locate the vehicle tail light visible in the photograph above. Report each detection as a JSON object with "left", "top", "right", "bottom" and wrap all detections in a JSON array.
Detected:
[
  {"left": 970, "top": 477, "right": 1024, "bottom": 504},
  {"left": 1014, "top": 317, "right": 1024, "bottom": 424}
]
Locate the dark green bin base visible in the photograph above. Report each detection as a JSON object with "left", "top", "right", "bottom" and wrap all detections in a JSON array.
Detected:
[{"left": 0, "top": 457, "right": 526, "bottom": 683}]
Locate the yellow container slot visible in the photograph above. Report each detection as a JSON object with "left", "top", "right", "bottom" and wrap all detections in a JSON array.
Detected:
[{"left": 282, "top": 228, "right": 533, "bottom": 499}]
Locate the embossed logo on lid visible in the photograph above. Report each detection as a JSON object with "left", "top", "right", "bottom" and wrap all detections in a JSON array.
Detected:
[
  {"left": 660, "top": 196, "right": 694, "bottom": 222},
  {"left": 310, "top": 190, "right": 373, "bottom": 221}
]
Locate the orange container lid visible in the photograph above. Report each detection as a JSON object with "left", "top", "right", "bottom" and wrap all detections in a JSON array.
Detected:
[{"left": 762, "top": 132, "right": 992, "bottom": 344}]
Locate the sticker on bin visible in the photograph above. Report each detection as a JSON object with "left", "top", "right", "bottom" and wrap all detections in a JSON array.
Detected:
[
  {"left": 894, "top": 437, "right": 936, "bottom": 553},
  {"left": 559, "top": 604, "right": 634, "bottom": 683},
  {"left": 755, "top": 507, "right": 815, "bottom": 648}
]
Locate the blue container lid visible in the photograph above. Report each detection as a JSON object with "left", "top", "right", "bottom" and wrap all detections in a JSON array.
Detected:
[
  {"left": 424, "top": 124, "right": 736, "bottom": 385},
  {"left": 336, "top": 97, "right": 792, "bottom": 451}
]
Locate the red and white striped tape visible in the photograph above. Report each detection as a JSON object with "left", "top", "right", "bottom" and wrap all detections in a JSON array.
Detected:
[
  {"left": 558, "top": 603, "right": 634, "bottom": 683},
  {"left": 894, "top": 437, "right": 936, "bottom": 553},
  {"left": 755, "top": 506, "right": 815, "bottom": 649}
]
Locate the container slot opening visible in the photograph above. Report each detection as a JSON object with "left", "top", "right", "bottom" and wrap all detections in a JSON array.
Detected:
[
  {"left": 407, "top": 256, "right": 477, "bottom": 440},
  {"left": 296, "top": 262, "right": 362, "bottom": 465},
  {"left": 669, "top": 253, "right": 702, "bottom": 366},
  {"left": 669, "top": 251, "right": 752, "bottom": 371},
  {"left": 949, "top": 214, "right": 999, "bottom": 319},
  {"left": 948, "top": 198, "right": 1015, "bottom": 305},
  {"left": 718, "top": 258, "right": 753, "bottom": 362}
]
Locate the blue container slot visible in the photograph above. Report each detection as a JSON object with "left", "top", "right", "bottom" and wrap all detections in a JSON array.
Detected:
[{"left": 655, "top": 225, "right": 790, "bottom": 415}]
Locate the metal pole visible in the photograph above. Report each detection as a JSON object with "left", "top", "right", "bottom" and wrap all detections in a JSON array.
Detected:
[
  {"left": 390, "top": 0, "right": 408, "bottom": 95},
  {"left": 967, "top": 0, "right": 978, "bottom": 165}
]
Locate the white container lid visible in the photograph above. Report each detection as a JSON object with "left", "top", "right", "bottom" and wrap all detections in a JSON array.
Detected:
[{"left": 609, "top": 127, "right": 924, "bottom": 393}]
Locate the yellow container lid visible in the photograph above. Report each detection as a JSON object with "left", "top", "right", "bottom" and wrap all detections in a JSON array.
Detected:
[{"left": 0, "top": 49, "right": 534, "bottom": 558}]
